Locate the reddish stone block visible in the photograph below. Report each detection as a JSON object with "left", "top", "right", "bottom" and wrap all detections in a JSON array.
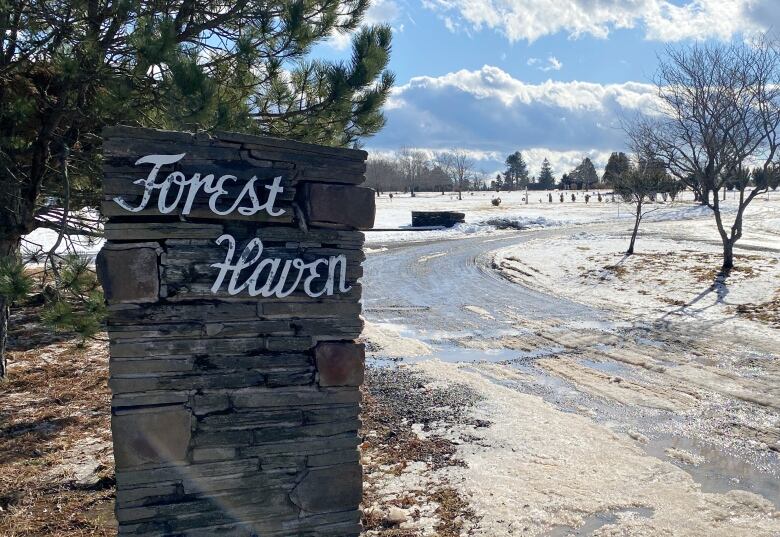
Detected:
[
  {"left": 112, "top": 406, "right": 191, "bottom": 468},
  {"left": 299, "top": 183, "right": 375, "bottom": 229},
  {"left": 96, "top": 247, "right": 159, "bottom": 303},
  {"left": 289, "top": 463, "right": 362, "bottom": 512},
  {"left": 314, "top": 342, "right": 365, "bottom": 387}
]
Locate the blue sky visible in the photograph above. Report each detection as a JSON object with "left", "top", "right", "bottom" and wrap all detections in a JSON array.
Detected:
[{"left": 315, "top": 0, "right": 779, "bottom": 177}]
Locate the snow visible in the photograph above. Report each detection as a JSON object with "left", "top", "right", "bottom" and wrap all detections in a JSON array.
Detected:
[
  {"left": 491, "top": 204, "right": 780, "bottom": 328},
  {"left": 21, "top": 209, "right": 104, "bottom": 261},
  {"left": 366, "top": 189, "right": 771, "bottom": 245},
  {"left": 21, "top": 189, "right": 778, "bottom": 257},
  {"left": 360, "top": 187, "right": 780, "bottom": 534},
  {"left": 22, "top": 228, "right": 104, "bottom": 259}
]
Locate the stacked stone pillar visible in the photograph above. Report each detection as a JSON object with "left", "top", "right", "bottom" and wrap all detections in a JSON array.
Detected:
[{"left": 97, "top": 126, "right": 374, "bottom": 536}]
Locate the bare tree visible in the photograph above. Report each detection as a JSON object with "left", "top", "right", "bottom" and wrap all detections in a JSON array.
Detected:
[
  {"left": 627, "top": 38, "right": 780, "bottom": 271},
  {"left": 437, "top": 149, "right": 475, "bottom": 200},
  {"left": 366, "top": 157, "right": 399, "bottom": 193},
  {"left": 613, "top": 157, "right": 668, "bottom": 255},
  {"left": 398, "top": 147, "right": 429, "bottom": 196}
]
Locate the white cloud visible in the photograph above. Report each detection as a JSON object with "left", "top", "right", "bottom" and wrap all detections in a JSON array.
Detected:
[
  {"left": 371, "top": 65, "right": 655, "bottom": 174},
  {"left": 443, "top": 16, "right": 458, "bottom": 33},
  {"left": 423, "top": 0, "right": 769, "bottom": 43},
  {"left": 528, "top": 56, "right": 563, "bottom": 71},
  {"left": 369, "top": 147, "right": 504, "bottom": 165},
  {"left": 387, "top": 65, "right": 657, "bottom": 111},
  {"left": 520, "top": 148, "right": 612, "bottom": 177},
  {"left": 327, "top": 0, "right": 401, "bottom": 50},
  {"left": 544, "top": 56, "right": 562, "bottom": 71}
]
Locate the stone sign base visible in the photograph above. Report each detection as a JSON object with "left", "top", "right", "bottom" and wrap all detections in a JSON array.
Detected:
[{"left": 98, "top": 126, "right": 373, "bottom": 536}]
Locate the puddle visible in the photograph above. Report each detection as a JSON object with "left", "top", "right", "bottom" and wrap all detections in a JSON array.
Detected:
[
  {"left": 569, "top": 318, "right": 624, "bottom": 332},
  {"left": 634, "top": 336, "right": 667, "bottom": 349},
  {"left": 367, "top": 357, "right": 403, "bottom": 368},
  {"left": 363, "top": 306, "right": 431, "bottom": 313},
  {"left": 367, "top": 323, "right": 531, "bottom": 365},
  {"left": 578, "top": 357, "right": 636, "bottom": 377},
  {"left": 437, "top": 346, "right": 519, "bottom": 363},
  {"left": 510, "top": 346, "right": 567, "bottom": 361},
  {"left": 452, "top": 355, "right": 591, "bottom": 413},
  {"left": 644, "top": 436, "right": 780, "bottom": 508},
  {"left": 393, "top": 339, "right": 567, "bottom": 366},
  {"left": 546, "top": 507, "right": 655, "bottom": 536},
  {"left": 513, "top": 364, "right": 580, "bottom": 399}
]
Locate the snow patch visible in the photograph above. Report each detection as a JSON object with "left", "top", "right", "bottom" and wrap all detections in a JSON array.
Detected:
[{"left": 479, "top": 216, "right": 561, "bottom": 230}]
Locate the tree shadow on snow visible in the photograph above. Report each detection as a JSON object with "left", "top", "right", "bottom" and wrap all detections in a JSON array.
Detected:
[{"left": 660, "top": 268, "right": 732, "bottom": 320}]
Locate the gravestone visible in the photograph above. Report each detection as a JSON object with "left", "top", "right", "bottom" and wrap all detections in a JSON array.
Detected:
[
  {"left": 96, "top": 126, "right": 374, "bottom": 536},
  {"left": 411, "top": 210, "right": 465, "bottom": 228}
]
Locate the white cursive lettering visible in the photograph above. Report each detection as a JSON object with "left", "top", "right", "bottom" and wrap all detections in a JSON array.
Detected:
[
  {"left": 112, "top": 153, "right": 286, "bottom": 218},
  {"left": 210, "top": 234, "right": 352, "bottom": 298}
]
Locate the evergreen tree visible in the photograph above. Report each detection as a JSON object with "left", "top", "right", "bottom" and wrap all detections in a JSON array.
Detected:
[
  {"left": 517, "top": 152, "right": 530, "bottom": 188},
  {"left": 602, "top": 152, "right": 631, "bottom": 186},
  {"left": 0, "top": 0, "right": 394, "bottom": 377},
  {"left": 751, "top": 167, "right": 780, "bottom": 193},
  {"left": 504, "top": 151, "right": 529, "bottom": 190},
  {"left": 503, "top": 171, "right": 514, "bottom": 191},
  {"left": 538, "top": 158, "right": 555, "bottom": 189},
  {"left": 493, "top": 173, "right": 503, "bottom": 191},
  {"left": 569, "top": 157, "right": 598, "bottom": 189}
]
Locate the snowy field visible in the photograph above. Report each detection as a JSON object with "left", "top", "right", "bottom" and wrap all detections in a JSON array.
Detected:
[
  {"left": 366, "top": 189, "right": 771, "bottom": 246},
  {"left": 493, "top": 213, "right": 780, "bottom": 326},
  {"left": 23, "top": 189, "right": 778, "bottom": 260},
  {"left": 367, "top": 187, "right": 780, "bottom": 354}
]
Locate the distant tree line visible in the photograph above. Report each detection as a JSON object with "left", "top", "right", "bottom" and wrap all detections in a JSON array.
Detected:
[
  {"left": 365, "top": 149, "right": 493, "bottom": 195},
  {"left": 493, "top": 151, "right": 636, "bottom": 192}
]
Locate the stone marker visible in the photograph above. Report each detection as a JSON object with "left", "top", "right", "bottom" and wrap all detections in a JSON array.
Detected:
[
  {"left": 97, "top": 126, "right": 374, "bottom": 536},
  {"left": 411, "top": 210, "right": 465, "bottom": 228}
]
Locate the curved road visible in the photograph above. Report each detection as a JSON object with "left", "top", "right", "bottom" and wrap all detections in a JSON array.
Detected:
[{"left": 362, "top": 228, "right": 607, "bottom": 336}]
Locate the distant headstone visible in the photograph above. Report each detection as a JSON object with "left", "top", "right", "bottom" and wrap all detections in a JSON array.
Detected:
[
  {"left": 411, "top": 211, "right": 465, "bottom": 228},
  {"left": 97, "top": 126, "right": 374, "bottom": 536}
]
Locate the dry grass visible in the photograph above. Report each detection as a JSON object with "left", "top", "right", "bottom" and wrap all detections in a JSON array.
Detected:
[
  {"left": 1, "top": 307, "right": 114, "bottom": 537},
  {"left": 582, "top": 251, "right": 778, "bottom": 308},
  {"left": 584, "top": 250, "right": 769, "bottom": 285},
  {"left": 735, "top": 293, "right": 780, "bottom": 328},
  {"left": 430, "top": 487, "right": 474, "bottom": 537},
  {"left": 360, "top": 376, "right": 478, "bottom": 536}
]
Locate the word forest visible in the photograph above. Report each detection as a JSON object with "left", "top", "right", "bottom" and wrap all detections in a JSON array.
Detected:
[{"left": 112, "top": 152, "right": 350, "bottom": 298}]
